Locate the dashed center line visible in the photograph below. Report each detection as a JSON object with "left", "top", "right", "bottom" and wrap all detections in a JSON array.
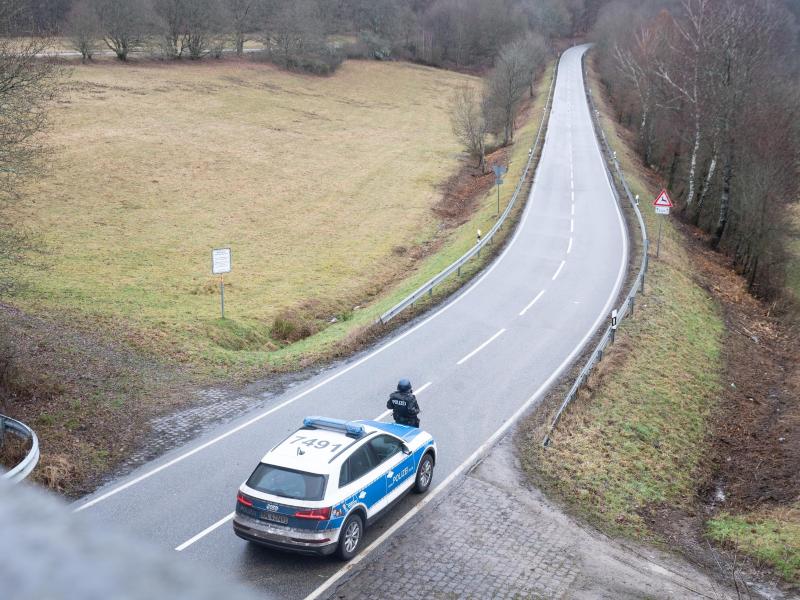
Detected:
[
  {"left": 519, "top": 290, "right": 545, "bottom": 316},
  {"left": 570, "top": 218, "right": 574, "bottom": 233},
  {"left": 456, "top": 329, "right": 506, "bottom": 365},
  {"left": 176, "top": 512, "right": 234, "bottom": 552},
  {"left": 567, "top": 237, "right": 573, "bottom": 254},
  {"left": 552, "top": 260, "right": 566, "bottom": 281}
]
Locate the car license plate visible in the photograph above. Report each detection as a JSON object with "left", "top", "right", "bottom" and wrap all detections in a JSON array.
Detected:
[{"left": 262, "top": 512, "right": 288, "bottom": 525}]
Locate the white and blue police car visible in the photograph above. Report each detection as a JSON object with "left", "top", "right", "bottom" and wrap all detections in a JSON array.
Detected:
[{"left": 233, "top": 416, "right": 436, "bottom": 560}]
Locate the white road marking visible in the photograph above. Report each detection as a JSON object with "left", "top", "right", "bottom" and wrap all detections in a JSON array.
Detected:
[
  {"left": 567, "top": 237, "right": 573, "bottom": 254},
  {"left": 570, "top": 218, "right": 574, "bottom": 233},
  {"left": 519, "top": 290, "right": 545, "bottom": 316},
  {"left": 175, "top": 382, "right": 435, "bottom": 551},
  {"left": 415, "top": 381, "right": 433, "bottom": 395},
  {"left": 73, "top": 161, "right": 544, "bottom": 513},
  {"left": 571, "top": 189, "right": 574, "bottom": 203},
  {"left": 552, "top": 260, "right": 566, "bottom": 281},
  {"left": 456, "top": 329, "right": 506, "bottom": 365},
  {"left": 175, "top": 512, "right": 234, "bottom": 552},
  {"left": 571, "top": 204, "right": 574, "bottom": 216}
]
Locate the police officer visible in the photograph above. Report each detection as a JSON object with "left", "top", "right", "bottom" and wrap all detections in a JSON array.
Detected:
[{"left": 387, "top": 378, "right": 420, "bottom": 427}]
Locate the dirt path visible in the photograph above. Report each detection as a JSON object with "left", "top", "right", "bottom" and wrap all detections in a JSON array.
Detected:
[{"left": 325, "top": 435, "right": 737, "bottom": 600}]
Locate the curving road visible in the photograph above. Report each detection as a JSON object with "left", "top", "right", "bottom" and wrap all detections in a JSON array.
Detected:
[{"left": 74, "top": 45, "right": 627, "bottom": 599}]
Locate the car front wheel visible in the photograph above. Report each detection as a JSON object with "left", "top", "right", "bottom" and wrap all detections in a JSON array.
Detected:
[
  {"left": 336, "top": 513, "right": 364, "bottom": 561},
  {"left": 413, "top": 453, "right": 434, "bottom": 493}
]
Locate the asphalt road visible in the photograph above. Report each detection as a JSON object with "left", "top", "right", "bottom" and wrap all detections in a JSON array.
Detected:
[{"left": 74, "top": 44, "right": 627, "bottom": 600}]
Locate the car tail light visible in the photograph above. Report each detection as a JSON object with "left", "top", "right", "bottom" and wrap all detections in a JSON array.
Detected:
[
  {"left": 294, "top": 507, "right": 331, "bottom": 520},
  {"left": 237, "top": 493, "right": 253, "bottom": 507}
]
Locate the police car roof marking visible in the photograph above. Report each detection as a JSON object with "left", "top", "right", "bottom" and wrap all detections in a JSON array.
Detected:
[{"left": 263, "top": 423, "right": 382, "bottom": 473}]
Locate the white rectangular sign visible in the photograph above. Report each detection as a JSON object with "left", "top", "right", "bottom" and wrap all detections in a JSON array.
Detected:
[
  {"left": 655, "top": 206, "right": 670, "bottom": 215},
  {"left": 212, "top": 247, "right": 231, "bottom": 274}
]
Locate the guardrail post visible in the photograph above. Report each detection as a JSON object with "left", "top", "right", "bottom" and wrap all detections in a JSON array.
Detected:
[
  {"left": 457, "top": 266, "right": 461, "bottom": 277},
  {"left": 428, "top": 288, "right": 432, "bottom": 299},
  {"left": 630, "top": 293, "right": 635, "bottom": 316}
]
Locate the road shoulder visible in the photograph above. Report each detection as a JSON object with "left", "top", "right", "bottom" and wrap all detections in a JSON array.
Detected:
[{"left": 323, "top": 434, "right": 732, "bottom": 600}]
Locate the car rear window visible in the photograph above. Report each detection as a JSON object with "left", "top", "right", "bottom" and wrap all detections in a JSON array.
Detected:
[{"left": 246, "top": 463, "right": 327, "bottom": 501}]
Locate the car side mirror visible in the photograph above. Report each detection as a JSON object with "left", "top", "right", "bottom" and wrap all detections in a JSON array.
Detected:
[{"left": 401, "top": 443, "right": 412, "bottom": 456}]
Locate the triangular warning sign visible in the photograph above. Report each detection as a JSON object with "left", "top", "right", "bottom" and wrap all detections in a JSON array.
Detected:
[{"left": 653, "top": 189, "right": 673, "bottom": 208}]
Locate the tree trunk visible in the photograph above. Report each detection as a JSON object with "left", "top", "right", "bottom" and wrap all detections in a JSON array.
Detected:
[
  {"left": 712, "top": 153, "right": 733, "bottom": 248},
  {"left": 667, "top": 150, "right": 679, "bottom": 193},
  {"left": 694, "top": 150, "right": 717, "bottom": 225},
  {"left": 685, "top": 110, "right": 701, "bottom": 206},
  {"left": 235, "top": 33, "right": 244, "bottom": 56}
]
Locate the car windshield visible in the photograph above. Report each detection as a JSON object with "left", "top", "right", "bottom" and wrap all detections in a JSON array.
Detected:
[{"left": 246, "top": 463, "right": 327, "bottom": 501}]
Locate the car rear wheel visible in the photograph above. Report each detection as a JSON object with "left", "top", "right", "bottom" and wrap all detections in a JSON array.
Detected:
[
  {"left": 336, "top": 513, "right": 364, "bottom": 561},
  {"left": 413, "top": 453, "right": 434, "bottom": 493}
]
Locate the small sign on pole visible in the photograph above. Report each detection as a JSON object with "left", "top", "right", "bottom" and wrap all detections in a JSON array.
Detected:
[
  {"left": 652, "top": 189, "right": 673, "bottom": 258},
  {"left": 211, "top": 248, "right": 231, "bottom": 319},
  {"left": 492, "top": 164, "right": 508, "bottom": 216}
]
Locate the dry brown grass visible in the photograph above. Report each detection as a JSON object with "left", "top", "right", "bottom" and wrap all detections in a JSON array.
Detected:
[{"left": 8, "top": 59, "right": 475, "bottom": 369}]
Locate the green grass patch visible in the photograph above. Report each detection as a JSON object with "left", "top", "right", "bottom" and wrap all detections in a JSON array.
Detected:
[
  {"left": 519, "top": 57, "right": 724, "bottom": 540},
  {"left": 708, "top": 505, "right": 800, "bottom": 583}
]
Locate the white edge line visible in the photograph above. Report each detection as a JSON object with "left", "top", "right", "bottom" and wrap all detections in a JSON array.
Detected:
[
  {"left": 552, "top": 260, "right": 566, "bottom": 281},
  {"left": 175, "top": 382, "right": 436, "bottom": 551},
  {"left": 519, "top": 290, "right": 545, "bottom": 316},
  {"left": 73, "top": 151, "right": 545, "bottom": 514},
  {"left": 374, "top": 410, "right": 393, "bottom": 421},
  {"left": 455, "top": 329, "right": 506, "bottom": 366},
  {"left": 567, "top": 237, "right": 573, "bottom": 254},
  {"left": 175, "top": 512, "right": 234, "bottom": 552}
]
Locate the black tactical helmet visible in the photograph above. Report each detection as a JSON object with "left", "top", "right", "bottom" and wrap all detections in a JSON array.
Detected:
[{"left": 397, "top": 378, "right": 412, "bottom": 392}]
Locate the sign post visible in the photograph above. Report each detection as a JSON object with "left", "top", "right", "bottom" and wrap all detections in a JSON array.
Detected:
[
  {"left": 492, "top": 164, "right": 508, "bottom": 216},
  {"left": 652, "top": 189, "right": 673, "bottom": 258},
  {"left": 211, "top": 247, "right": 232, "bottom": 319}
]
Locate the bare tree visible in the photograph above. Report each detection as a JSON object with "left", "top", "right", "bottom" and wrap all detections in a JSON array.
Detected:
[
  {"left": 263, "top": 0, "right": 322, "bottom": 66},
  {"left": 93, "top": 0, "right": 151, "bottom": 61},
  {"left": 223, "top": 0, "right": 256, "bottom": 56},
  {"left": 519, "top": 32, "right": 547, "bottom": 97},
  {"left": 653, "top": 0, "right": 720, "bottom": 209},
  {"left": 0, "top": 3, "right": 63, "bottom": 292},
  {"left": 184, "top": 0, "right": 224, "bottom": 59},
  {"left": 613, "top": 25, "right": 659, "bottom": 164},
  {"left": 153, "top": 0, "right": 188, "bottom": 58},
  {"left": 450, "top": 83, "right": 488, "bottom": 173},
  {"left": 65, "top": 0, "right": 101, "bottom": 62},
  {"left": 486, "top": 38, "right": 529, "bottom": 146}
]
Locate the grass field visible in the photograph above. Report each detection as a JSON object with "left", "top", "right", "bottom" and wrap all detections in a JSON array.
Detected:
[
  {"left": 9, "top": 59, "right": 479, "bottom": 373},
  {"left": 520, "top": 58, "right": 725, "bottom": 539}
]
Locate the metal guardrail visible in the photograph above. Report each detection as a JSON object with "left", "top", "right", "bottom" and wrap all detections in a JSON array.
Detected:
[
  {"left": 0, "top": 414, "right": 40, "bottom": 483},
  {"left": 542, "top": 51, "right": 650, "bottom": 447},
  {"left": 378, "top": 57, "right": 560, "bottom": 325}
]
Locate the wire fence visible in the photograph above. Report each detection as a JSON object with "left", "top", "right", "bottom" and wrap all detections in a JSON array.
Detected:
[
  {"left": 542, "top": 51, "right": 649, "bottom": 448},
  {"left": 378, "top": 57, "right": 560, "bottom": 325}
]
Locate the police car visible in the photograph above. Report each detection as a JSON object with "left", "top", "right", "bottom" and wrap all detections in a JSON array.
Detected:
[{"left": 233, "top": 416, "right": 437, "bottom": 560}]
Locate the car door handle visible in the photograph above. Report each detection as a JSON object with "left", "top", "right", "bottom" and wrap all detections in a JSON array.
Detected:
[
  {"left": 386, "top": 471, "right": 394, "bottom": 478},
  {"left": 358, "top": 491, "right": 366, "bottom": 499}
]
